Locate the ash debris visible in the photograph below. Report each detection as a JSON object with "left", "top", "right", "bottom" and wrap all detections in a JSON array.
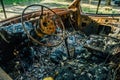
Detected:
[{"left": 0, "top": 22, "right": 120, "bottom": 80}]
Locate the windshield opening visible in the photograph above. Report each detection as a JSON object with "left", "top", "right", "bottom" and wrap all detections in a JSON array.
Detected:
[{"left": 80, "top": 0, "right": 120, "bottom": 15}]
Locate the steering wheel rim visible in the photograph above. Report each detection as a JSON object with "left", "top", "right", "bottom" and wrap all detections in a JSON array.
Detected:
[{"left": 21, "top": 4, "right": 65, "bottom": 47}]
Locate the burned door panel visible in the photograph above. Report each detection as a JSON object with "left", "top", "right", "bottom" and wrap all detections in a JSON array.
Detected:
[{"left": 80, "top": 14, "right": 120, "bottom": 37}]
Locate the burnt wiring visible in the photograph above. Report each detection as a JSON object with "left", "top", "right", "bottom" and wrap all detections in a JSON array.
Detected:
[
  {"left": 0, "top": 31, "right": 9, "bottom": 43},
  {"left": 112, "top": 64, "right": 120, "bottom": 80}
]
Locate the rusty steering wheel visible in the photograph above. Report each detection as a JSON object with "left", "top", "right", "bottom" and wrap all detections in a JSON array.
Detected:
[{"left": 21, "top": 4, "right": 65, "bottom": 47}]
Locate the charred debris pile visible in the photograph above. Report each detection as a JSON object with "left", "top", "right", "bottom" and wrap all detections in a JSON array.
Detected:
[{"left": 0, "top": 22, "right": 120, "bottom": 80}]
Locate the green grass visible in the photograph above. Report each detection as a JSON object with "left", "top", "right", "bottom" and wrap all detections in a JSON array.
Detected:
[
  {"left": 0, "top": 9, "right": 3, "bottom": 12},
  {"left": 54, "top": 0, "right": 72, "bottom": 2},
  {"left": 82, "top": 7, "right": 119, "bottom": 14},
  {"left": 3, "top": 0, "right": 42, "bottom": 5},
  {"left": 82, "top": 7, "right": 96, "bottom": 14}
]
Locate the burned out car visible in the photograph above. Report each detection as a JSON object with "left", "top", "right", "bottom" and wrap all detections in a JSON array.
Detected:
[{"left": 0, "top": 0, "right": 120, "bottom": 80}]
